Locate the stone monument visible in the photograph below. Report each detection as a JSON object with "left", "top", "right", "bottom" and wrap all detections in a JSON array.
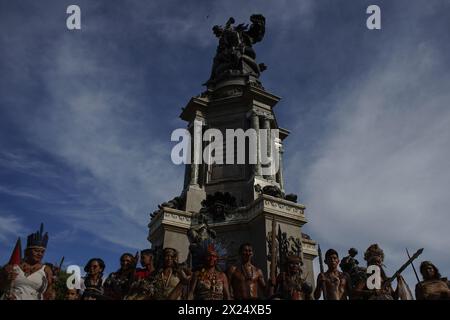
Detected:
[{"left": 148, "top": 15, "right": 318, "bottom": 286}]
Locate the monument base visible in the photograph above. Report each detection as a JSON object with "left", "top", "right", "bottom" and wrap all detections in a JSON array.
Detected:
[{"left": 148, "top": 194, "right": 318, "bottom": 286}]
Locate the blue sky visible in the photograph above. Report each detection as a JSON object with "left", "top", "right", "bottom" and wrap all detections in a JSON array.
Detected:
[{"left": 1, "top": 0, "right": 449, "bottom": 288}]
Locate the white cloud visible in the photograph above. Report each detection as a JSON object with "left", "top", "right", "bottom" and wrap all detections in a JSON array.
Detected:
[
  {"left": 48, "top": 207, "right": 148, "bottom": 249},
  {"left": 0, "top": 151, "right": 61, "bottom": 179},
  {"left": 14, "top": 0, "right": 317, "bottom": 251},
  {"left": 7, "top": 36, "right": 182, "bottom": 249},
  {"left": 2, "top": 2, "right": 448, "bottom": 287},
  {"left": 0, "top": 215, "right": 26, "bottom": 244},
  {"left": 293, "top": 36, "right": 450, "bottom": 280}
]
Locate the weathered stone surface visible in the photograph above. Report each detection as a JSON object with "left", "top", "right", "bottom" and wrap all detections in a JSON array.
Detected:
[{"left": 147, "top": 15, "right": 318, "bottom": 287}]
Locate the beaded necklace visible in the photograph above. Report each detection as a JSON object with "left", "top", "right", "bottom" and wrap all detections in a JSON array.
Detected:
[{"left": 241, "top": 263, "right": 254, "bottom": 281}]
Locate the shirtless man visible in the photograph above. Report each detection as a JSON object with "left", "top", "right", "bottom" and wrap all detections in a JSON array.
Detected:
[
  {"left": 227, "top": 243, "right": 267, "bottom": 300},
  {"left": 314, "top": 249, "right": 349, "bottom": 300}
]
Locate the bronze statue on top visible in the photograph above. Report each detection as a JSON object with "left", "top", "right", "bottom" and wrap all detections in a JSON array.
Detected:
[{"left": 206, "top": 15, "right": 267, "bottom": 87}]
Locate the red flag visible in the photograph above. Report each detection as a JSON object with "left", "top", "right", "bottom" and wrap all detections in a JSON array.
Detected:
[{"left": 8, "top": 237, "right": 22, "bottom": 265}]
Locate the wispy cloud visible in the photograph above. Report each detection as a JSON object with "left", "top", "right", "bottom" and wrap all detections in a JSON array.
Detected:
[
  {"left": 2, "top": 24, "right": 182, "bottom": 249},
  {"left": 0, "top": 151, "right": 61, "bottom": 179},
  {"left": 1, "top": 1, "right": 449, "bottom": 283},
  {"left": 0, "top": 185, "right": 43, "bottom": 201},
  {"left": 0, "top": 215, "right": 26, "bottom": 244},
  {"left": 290, "top": 26, "right": 450, "bottom": 280},
  {"left": 127, "top": 0, "right": 315, "bottom": 47}
]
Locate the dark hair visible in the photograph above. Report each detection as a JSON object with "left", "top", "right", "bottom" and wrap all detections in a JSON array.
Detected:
[
  {"left": 239, "top": 243, "right": 253, "bottom": 254},
  {"left": 82, "top": 288, "right": 108, "bottom": 300},
  {"left": 24, "top": 247, "right": 46, "bottom": 260},
  {"left": 364, "top": 244, "right": 384, "bottom": 263},
  {"left": 65, "top": 288, "right": 80, "bottom": 295},
  {"left": 325, "top": 249, "right": 339, "bottom": 262},
  {"left": 84, "top": 258, "right": 105, "bottom": 274},
  {"left": 141, "top": 249, "right": 154, "bottom": 257},
  {"left": 160, "top": 248, "right": 179, "bottom": 274},
  {"left": 120, "top": 253, "right": 135, "bottom": 261},
  {"left": 162, "top": 248, "right": 178, "bottom": 265},
  {"left": 420, "top": 261, "right": 441, "bottom": 279}
]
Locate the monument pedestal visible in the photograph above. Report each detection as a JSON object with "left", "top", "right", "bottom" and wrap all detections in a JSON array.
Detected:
[
  {"left": 184, "top": 184, "right": 206, "bottom": 213},
  {"left": 149, "top": 192, "right": 317, "bottom": 286},
  {"left": 148, "top": 63, "right": 317, "bottom": 288},
  {"left": 148, "top": 207, "right": 193, "bottom": 262}
]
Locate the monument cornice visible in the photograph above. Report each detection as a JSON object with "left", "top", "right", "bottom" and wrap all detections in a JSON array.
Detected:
[
  {"left": 148, "top": 207, "right": 193, "bottom": 236},
  {"left": 150, "top": 194, "right": 308, "bottom": 234},
  {"left": 245, "top": 86, "right": 281, "bottom": 109},
  {"left": 261, "top": 194, "right": 306, "bottom": 210},
  {"left": 180, "top": 97, "right": 208, "bottom": 122},
  {"left": 302, "top": 238, "right": 318, "bottom": 257},
  {"left": 206, "top": 194, "right": 308, "bottom": 227}
]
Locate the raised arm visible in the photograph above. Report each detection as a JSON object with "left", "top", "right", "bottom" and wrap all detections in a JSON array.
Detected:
[{"left": 314, "top": 273, "right": 324, "bottom": 300}]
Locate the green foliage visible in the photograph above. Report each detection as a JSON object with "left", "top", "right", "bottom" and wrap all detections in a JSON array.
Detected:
[{"left": 54, "top": 270, "right": 70, "bottom": 300}]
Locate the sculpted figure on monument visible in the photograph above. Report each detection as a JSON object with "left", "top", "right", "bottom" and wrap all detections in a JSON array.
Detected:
[
  {"left": 262, "top": 185, "right": 283, "bottom": 198},
  {"left": 255, "top": 184, "right": 298, "bottom": 203},
  {"left": 274, "top": 254, "right": 313, "bottom": 300},
  {"left": 415, "top": 261, "right": 450, "bottom": 300},
  {"left": 227, "top": 243, "right": 267, "bottom": 300},
  {"left": 284, "top": 193, "right": 298, "bottom": 203},
  {"left": 200, "top": 192, "right": 237, "bottom": 222},
  {"left": 206, "top": 14, "right": 267, "bottom": 86},
  {"left": 187, "top": 213, "right": 217, "bottom": 272},
  {"left": 255, "top": 184, "right": 282, "bottom": 198},
  {"left": 188, "top": 213, "right": 216, "bottom": 244},
  {"left": 161, "top": 196, "right": 185, "bottom": 210},
  {"left": 151, "top": 195, "right": 185, "bottom": 218}
]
